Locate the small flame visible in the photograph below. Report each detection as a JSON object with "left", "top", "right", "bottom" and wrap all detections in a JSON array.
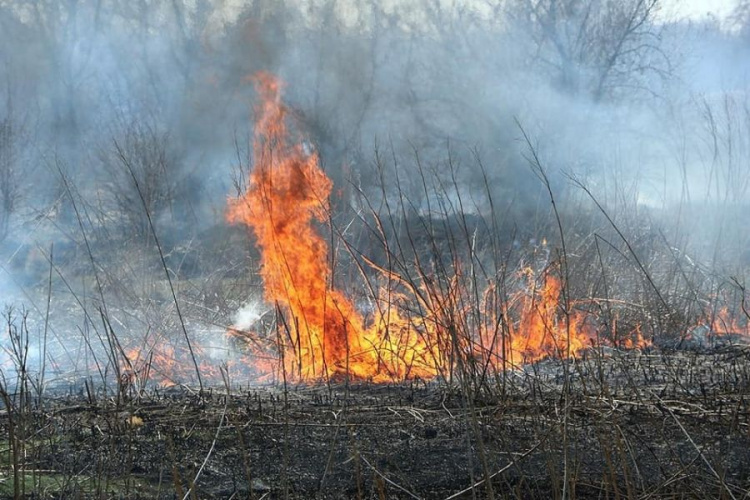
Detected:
[
  {"left": 621, "top": 323, "right": 651, "bottom": 349},
  {"left": 710, "top": 306, "right": 749, "bottom": 337}
]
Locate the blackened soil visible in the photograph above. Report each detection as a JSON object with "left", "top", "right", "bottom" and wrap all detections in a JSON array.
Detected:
[{"left": 2, "top": 347, "right": 750, "bottom": 499}]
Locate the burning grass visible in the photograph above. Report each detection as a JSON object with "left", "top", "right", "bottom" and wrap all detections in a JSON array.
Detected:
[
  {"left": 2, "top": 72, "right": 750, "bottom": 498},
  {"left": 72, "top": 72, "right": 749, "bottom": 392},
  {"left": 222, "top": 73, "right": 651, "bottom": 385}
]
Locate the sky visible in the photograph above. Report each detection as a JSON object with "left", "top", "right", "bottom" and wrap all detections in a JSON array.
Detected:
[{"left": 667, "top": 0, "right": 737, "bottom": 20}]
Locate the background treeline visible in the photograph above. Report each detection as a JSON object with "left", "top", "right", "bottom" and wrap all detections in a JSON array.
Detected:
[{"left": 0, "top": 0, "right": 749, "bottom": 299}]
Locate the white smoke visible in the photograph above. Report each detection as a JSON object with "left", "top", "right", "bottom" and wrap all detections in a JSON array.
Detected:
[{"left": 232, "top": 300, "right": 269, "bottom": 331}]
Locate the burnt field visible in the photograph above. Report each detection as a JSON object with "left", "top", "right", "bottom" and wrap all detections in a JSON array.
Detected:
[
  {"left": 2, "top": 346, "right": 750, "bottom": 499},
  {"left": 3, "top": 1, "right": 750, "bottom": 498}
]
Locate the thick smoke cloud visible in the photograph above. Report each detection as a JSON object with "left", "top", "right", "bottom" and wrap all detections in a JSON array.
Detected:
[{"left": 0, "top": 0, "right": 748, "bottom": 385}]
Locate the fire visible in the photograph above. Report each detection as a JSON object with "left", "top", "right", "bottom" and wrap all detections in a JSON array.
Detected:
[
  {"left": 710, "top": 306, "right": 749, "bottom": 337},
  {"left": 225, "top": 73, "right": 606, "bottom": 382},
  {"left": 119, "top": 341, "right": 239, "bottom": 389},
  {"left": 608, "top": 313, "right": 651, "bottom": 349},
  {"left": 226, "top": 72, "right": 379, "bottom": 380},
  {"left": 120, "top": 345, "right": 181, "bottom": 389},
  {"left": 621, "top": 323, "right": 651, "bottom": 349},
  {"left": 506, "top": 272, "right": 591, "bottom": 365}
]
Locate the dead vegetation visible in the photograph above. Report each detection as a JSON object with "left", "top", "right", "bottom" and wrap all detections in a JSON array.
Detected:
[
  {"left": 1, "top": 346, "right": 750, "bottom": 499},
  {"left": 1, "top": 3, "right": 750, "bottom": 498},
  {"left": 2, "top": 135, "right": 750, "bottom": 497}
]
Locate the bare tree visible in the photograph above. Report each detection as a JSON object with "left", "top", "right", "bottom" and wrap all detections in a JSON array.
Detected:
[
  {"left": 731, "top": 0, "right": 750, "bottom": 40},
  {"left": 506, "top": 0, "right": 672, "bottom": 101},
  {"left": 109, "top": 0, "right": 223, "bottom": 87},
  {"left": 17, "top": 0, "right": 106, "bottom": 141},
  {"left": 98, "top": 120, "right": 182, "bottom": 239},
  {"left": 0, "top": 112, "right": 20, "bottom": 242}
]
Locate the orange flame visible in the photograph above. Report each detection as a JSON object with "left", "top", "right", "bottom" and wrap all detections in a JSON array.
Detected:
[
  {"left": 226, "top": 73, "right": 603, "bottom": 382},
  {"left": 710, "top": 306, "right": 749, "bottom": 337},
  {"left": 227, "top": 72, "right": 380, "bottom": 379},
  {"left": 619, "top": 322, "right": 651, "bottom": 349},
  {"left": 507, "top": 272, "right": 590, "bottom": 365}
]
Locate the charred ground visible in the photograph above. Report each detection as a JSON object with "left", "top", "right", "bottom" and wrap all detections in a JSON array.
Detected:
[
  {"left": 2, "top": 1, "right": 750, "bottom": 498},
  {"left": 2, "top": 345, "right": 750, "bottom": 499}
]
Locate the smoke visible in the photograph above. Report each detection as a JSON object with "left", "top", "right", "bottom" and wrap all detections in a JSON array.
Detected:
[
  {"left": 233, "top": 300, "right": 268, "bottom": 331},
  {"left": 0, "top": 0, "right": 748, "bottom": 384},
  {"left": 0, "top": 2, "right": 746, "bottom": 212}
]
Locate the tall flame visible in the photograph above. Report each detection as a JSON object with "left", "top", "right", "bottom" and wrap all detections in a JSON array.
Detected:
[{"left": 227, "top": 72, "right": 371, "bottom": 379}]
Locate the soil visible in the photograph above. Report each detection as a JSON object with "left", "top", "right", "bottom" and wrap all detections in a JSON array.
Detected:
[{"left": 2, "top": 346, "right": 750, "bottom": 499}]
